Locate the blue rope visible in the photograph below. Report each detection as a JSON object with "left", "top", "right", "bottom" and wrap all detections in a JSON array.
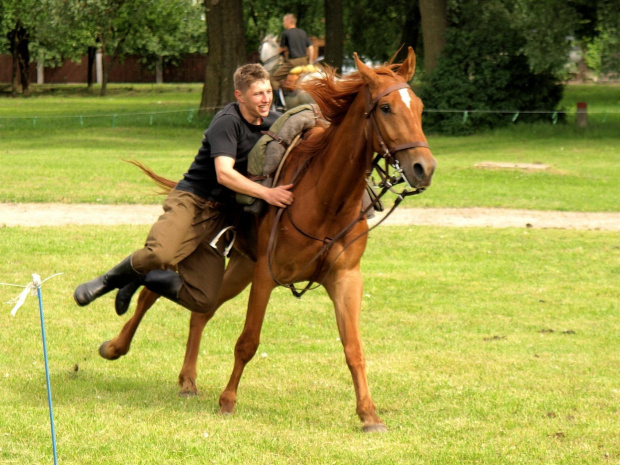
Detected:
[{"left": 35, "top": 279, "right": 59, "bottom": 465}]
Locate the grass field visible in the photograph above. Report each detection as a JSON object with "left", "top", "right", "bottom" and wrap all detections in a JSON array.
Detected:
[
  {"left": 0, "top": 83, "right": 619, "bottom": 211},
  {"left": 0, "top": 83, "right": 618, "bottom": 464},
  {"left": 0, "top": 225, "right": 617, "bottom": 464}
]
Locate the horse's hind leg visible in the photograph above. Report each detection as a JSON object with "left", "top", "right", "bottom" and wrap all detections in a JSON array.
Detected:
[
  {"left": 178, "top": 249, "right": 256, "bottom": 396},
  {"left": 99, "top": 287, "right": 159, "bottom": 360},
  {"left": 219, "top": 258, "right": 275, "bottom": 415},
  {"left": 324, "top": 267, "right": 386, "bottom": 432}
]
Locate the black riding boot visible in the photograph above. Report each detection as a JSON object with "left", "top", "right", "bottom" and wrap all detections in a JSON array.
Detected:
[
  {"left": 74, "top": 255, "right": 142, "bottom": 307},
  {"left": 114, "top": 269, "right": 183, "bottom": 316},
  {"left": 114, "top": 279, "right": 142, "bottom": 316}
]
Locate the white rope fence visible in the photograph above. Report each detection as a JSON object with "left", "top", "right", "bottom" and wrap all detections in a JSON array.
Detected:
[{"left": 0, "top": 106, "right": 617, "bottom": 127}]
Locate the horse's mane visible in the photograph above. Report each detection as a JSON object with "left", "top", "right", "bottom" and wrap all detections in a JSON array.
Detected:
[
  {"left": 301, "top": 63, "right": 402, "bottom": 126},
  {"left": 292, "top": 62, "right": 403, "bottom": 162}
]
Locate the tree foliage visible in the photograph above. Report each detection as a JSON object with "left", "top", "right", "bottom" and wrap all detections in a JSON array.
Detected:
[
  {"left": 1, "top": 0, "right": 617, "bottom": 119},
  {"left": 344, "top": 0, "right": 419, "bottom": 63},
  {"left": 420, "top": 0, "right": 565, "bottom": 134},
  {"left": 0, "top": 0, "right": 48, "bottom": 95}
]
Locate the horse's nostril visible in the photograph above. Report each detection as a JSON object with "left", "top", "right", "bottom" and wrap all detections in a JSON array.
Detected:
[{"left": 413, "top": 163, "right": 425, "bottom": 180}]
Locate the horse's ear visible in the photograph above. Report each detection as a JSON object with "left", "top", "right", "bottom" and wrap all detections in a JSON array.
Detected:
[
  {"left": 397, "top": 47, "right": 416, "bottom": 82},
  {"left": 354, "top": 52, "right": 379, "bottom": 89}
]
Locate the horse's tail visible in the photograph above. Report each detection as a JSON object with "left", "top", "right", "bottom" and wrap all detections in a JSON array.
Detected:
[{"left": 125, "top": 159, "right": 177, "bottom": 195}]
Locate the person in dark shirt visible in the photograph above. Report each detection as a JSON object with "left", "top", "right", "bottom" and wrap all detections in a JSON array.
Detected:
[
  {"left": 270, "top": 13, "right": 314, "bottom": 95},
  {"left": 74, "top": 64, "right": 293, "bottom": 316}
]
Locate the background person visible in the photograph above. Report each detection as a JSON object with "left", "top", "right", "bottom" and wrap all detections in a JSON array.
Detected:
[{"left": 270, "top": 13, "right": 314, "bottom": 106}]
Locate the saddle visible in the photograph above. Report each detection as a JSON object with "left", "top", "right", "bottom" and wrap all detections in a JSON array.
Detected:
[
  {"left": 236, "top": 104, "right": 322, "bottom": 215},
  {"left": 281, "top": 64, "right": 319, "bottom": 92},
  {"left": 237, "top": 103, "right": 383, "bottom": 218}
]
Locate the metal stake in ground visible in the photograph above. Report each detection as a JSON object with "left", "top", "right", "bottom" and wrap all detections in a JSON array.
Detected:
[{"left": 33, "top": 273, "right": 59, "bottom": 465}]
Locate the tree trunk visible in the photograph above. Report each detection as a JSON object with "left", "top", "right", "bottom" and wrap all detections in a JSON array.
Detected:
[
  {"left": 201, "top": 0, "right": 247, "bottom": 113},
  {"left": 8, "top": 28, "right": 19, "bottom": 97},
  {"left": 7, "top": 23, "right": 29, "bottom": 97},
  {"left": 419, "top": 0, "right": 447, "bottom": 75},
  {"left": 100, "top": 38, "right": 110, "bottom": 97},
  {"left": 87, "top": 46, "right": 97, "bottom": 88},
  {"left": 101, "top": 52, "right": 108, "bottom": 96},
  {"left": 397, "top": 0, "right": 421, "bottom": 64},
  {"left": 17, "top": 27, "right": 30, "bottom": 96},
  {"left": 324, "top": 0, "right": 344, "bottom": 72}
]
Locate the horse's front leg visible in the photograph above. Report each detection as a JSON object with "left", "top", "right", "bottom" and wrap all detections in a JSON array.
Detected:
[
  {"left": 219, "top": 258, "right": 275, "bottom": 415},
  {"left": 99, "top": 287, "right": 159, "bottom": 360},
  {"left": 178, "top": 249, "right": 256, "bottom": 396},
  {"left": 324, "top": 267, "right": 387, "bottom": 432}
]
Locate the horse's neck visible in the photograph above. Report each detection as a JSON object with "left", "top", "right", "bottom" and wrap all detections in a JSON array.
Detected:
[{"left": 312, "top": 98, "right": 370, "bottom": 214}]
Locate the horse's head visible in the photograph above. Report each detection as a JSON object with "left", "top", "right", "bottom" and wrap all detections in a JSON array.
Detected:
[
  {"left": 259, "top": 34, "right": 281, "bottom": 73},
  {"left": 355, "top": 48, "right": 436, "bottom": 190}
]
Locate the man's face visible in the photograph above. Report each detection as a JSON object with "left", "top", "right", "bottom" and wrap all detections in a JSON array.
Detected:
[{"left": 236, "top": 79, "right": 273, "bottom": 124}]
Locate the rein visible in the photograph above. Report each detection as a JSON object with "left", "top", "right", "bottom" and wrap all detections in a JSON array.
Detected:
[{"left": 267, "top": 81, "right": 429, "bottom": 298}]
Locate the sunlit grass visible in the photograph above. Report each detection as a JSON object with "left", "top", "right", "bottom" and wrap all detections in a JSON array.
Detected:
[
  {"left": 0, "top": 225, "right": 617, "bottom": 464},
  {"left": 1, "top": 84, "right": 618, "bottom": 211}
]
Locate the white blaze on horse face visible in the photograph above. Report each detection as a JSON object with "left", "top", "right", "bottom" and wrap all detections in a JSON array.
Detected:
[{"left": 398, "top": 88, "right": 413, "bottom": 115}]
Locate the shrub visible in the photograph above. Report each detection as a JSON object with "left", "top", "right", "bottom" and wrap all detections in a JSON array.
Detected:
[{"left": 420, "top": 4, "right": 564, "bottom": 135}]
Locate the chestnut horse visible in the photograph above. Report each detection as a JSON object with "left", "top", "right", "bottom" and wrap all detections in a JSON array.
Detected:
[{"left": 99, "top": 48, "right": 436, "bottom": 432}]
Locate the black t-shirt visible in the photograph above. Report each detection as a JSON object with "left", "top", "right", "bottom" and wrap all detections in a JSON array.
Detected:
[
  {"left": 176, "top": 102, "right": 279, "bottom": 204},
  {"left": 281, "top": 28, "right": 311, "bottom": 59}
]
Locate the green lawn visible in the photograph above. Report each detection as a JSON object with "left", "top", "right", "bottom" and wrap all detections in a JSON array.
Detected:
[
  {"left": 0, "top": 83, "right": 618, "bottom": 464},
  {"left": 0, "top": 83, "right": 619, "bottom": 211},
  {"left": 0, "top": 225, "right": 617, "bottom": 464}
]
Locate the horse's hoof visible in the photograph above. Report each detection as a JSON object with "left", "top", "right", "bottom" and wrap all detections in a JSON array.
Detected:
[
  {"left": 98, "top": 341, "right": 121, "bottom": 361},
  {"left": 362, "top": 423, "right": 388, "bottom": 433},
  {"left": 218, "top": 409, "right": 233, "bottom": 417},
  {"left": 178, "top": 389, "right": 198, "bottom": 398}
]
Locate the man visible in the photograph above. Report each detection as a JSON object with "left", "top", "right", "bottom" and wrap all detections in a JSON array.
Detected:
[
  {"left": 74, "top": 64, "right": 293, "bottom": 316},
  {"left": 270, "top": 13, "right": 313, "bottom": 105}
]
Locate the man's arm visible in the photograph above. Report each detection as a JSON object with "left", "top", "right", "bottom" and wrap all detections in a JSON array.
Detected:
[
  {"left": 214, "top": 156, "right": 294, "bottom": 208},
  {"left": 307, "top": 45, "right": 314, "bottom": 63}
]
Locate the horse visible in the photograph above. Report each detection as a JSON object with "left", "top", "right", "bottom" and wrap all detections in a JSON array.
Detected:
[
  {"left": 98, "top": 48, "right": 436, "bottom": 432},
  {"left": 259, "top": 34, "right": 317, "bottom": 110}
]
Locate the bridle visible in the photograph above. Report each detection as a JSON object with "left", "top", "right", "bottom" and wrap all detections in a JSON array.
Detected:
[
  {"left": 364, "top": 81, "right": 430, "bottom": 191},
  {"left": 267, "top": 80, "right": 430, "bottom": 297},
  {"left": 260, "top": 38, "right": 280, "bottom": 69}
]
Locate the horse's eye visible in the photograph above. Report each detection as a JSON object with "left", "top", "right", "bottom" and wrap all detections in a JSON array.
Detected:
[{"left": 380, "top": 104, "right": 391, "bottom": 114}]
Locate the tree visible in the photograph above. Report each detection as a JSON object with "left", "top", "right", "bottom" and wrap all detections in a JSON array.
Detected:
[
  {"left": 420, "top": 0, "right": 565, "bottom": 134},
  {"left": 49, "top": 0, "right": 205, "bottom": 95},
  {"left": 566, "top": 0, "right": 620, "bottom": 79},
  {"left": 129, "top": 0, "right": 206, "bottom": 80},
  {"left": 419, "top": 0, "right": 447, "bottom": 75},
  {"left": 324, "top": 0, "right": 343, "bottom": 71},
  {"left": 0, "top": 0, "right": 43, "bottom": 96},
  {"left": 344, "top": 0, "right": 419, "bottom": 63},
  {"left": 396, "top": 1, "right": 422, "bottom": 64},
  {"left": 201, "top": 0, "right": 247, "bottom": 112}
]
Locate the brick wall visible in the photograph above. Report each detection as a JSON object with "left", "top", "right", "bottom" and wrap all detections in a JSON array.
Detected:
[{"left": 0, "top": 54, "right": 208, "bottom": 84}]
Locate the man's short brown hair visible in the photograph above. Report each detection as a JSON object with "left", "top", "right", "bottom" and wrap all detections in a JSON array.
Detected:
[
  {"left": 234, "top": 64, "right": 270, "bottom": 93},
  {"left": 283, "top": 14, "right": 297, "bottom": 26}
]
